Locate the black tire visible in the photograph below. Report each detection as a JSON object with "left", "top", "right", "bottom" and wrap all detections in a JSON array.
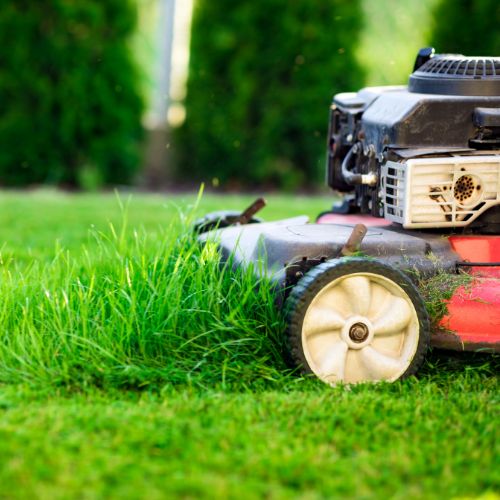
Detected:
[
  {"left": 193, "top": 210, "right": 263, "bottom": 234},
  {"left": 285, "top": 257, "right": 430, "bottom": 384}
]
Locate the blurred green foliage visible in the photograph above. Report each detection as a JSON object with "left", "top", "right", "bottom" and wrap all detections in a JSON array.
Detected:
[
  {"left": 0, "top": 1, "right": 143, "bottom": 187},
  {"left": 178, "top": 1, "right": 364, "bottom": 189},
  {"left": 357, "top": 0, "right": 439, "bottom": 86},
  {"left": 431, "top": 0, "right": 500, "bottom": 55}
]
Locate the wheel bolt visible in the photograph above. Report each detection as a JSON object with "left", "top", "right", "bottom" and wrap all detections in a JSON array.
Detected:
[{"left": 349, "top": 322, "right": 369, "bottom": 343}]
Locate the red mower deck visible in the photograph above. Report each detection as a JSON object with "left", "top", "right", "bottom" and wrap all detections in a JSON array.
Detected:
[{"left": 434, "top": 236, "right": 500, "bottom": 352}]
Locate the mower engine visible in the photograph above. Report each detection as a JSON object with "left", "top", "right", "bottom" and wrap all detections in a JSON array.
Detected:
[{"left": 327, "top": 48, "right": 500, "bottom": 233}]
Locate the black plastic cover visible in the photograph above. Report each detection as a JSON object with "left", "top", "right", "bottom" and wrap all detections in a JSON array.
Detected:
[
  {"left": 474, "top": 107, "right": 500, "bottom": 127},
  {"left": 409, "top": 55, "right": 500, "bottom": 96}
]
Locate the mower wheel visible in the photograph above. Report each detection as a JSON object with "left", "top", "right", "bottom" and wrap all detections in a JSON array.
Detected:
[
  {"left": 193, "top": 210, "right": 263, "bottom": 234},
  {"left": 285, "top": 258, "right": 430, "bottom": 385}
]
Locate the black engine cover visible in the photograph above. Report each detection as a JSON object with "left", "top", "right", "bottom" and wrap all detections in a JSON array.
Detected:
[
  {"left": 361, "top": 90, "right": 500, "bottom": 156},
  {"left": 326, "top": 51, "right": 500, "bottom": 213}
]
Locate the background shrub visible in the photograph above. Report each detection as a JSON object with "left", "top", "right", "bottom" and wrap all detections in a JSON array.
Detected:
[
  {"left": 430, "top": 0, "right": 500, "bottom": 55},
  {"left": 178, "top": 1, "right": 364, "bottom": 190},
  {"left": 0, "top": 0, "right": 143, "bottom": 187}
]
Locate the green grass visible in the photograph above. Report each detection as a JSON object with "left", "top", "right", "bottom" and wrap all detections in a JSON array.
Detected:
[
  {"left": 0, "top": 190, "right": 330, "bottom": 390},
  {"left": 0, "top": 190, "right": 498, "bottom": 499},
  {"left": 418, "top": 270, "right": 474, "bottom": 329}
]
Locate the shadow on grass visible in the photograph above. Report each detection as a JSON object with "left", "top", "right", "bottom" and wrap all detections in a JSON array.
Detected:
[{"left": 421, "top": 348, "right": 498, "bottom": 376}]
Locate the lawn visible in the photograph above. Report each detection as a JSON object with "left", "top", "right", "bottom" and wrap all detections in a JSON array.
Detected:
[{"left": 0, "top": 190, "right": 497, "bottom": 499}]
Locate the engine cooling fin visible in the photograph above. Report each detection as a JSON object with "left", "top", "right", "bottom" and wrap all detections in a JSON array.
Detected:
[{"left": 409, "top": 55, "right": 500, "bottom": 96}]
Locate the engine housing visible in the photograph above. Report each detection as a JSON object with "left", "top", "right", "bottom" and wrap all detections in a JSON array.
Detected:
[{"left": 326, "top": 48, "right": 500, "bottom": 232}]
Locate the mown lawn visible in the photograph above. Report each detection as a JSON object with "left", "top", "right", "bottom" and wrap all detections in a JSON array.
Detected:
[{"left": 0, "top": 190, "right": 497, "bottom": 499}]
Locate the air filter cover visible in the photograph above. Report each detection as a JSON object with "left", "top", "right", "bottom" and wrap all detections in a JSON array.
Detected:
[{"left": 409, "top": 55, "right": 500, "bottom": 96}]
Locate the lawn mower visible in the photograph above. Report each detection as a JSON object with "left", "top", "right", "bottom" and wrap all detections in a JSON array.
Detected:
[{"left": 196, "top": 48, "right": 500, "bottom": 385}]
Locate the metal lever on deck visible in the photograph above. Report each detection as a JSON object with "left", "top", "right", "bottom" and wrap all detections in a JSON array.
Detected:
[
  {"left": 236, "top": 197, "right": 267, "bottom": 224},
  {"left": 340, "top": 224, "right": 367, "bottom": 256}
]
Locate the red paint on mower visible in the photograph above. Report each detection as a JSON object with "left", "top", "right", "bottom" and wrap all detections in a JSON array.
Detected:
[
  {"left": 435, "top": 236, "right": 500, "bottom": 352},
  {"left": 449, "top": 235, "right": 500, "bottom": 277},
  {"left": 316, "top": 212, "right": 393, "bottom": 227}
]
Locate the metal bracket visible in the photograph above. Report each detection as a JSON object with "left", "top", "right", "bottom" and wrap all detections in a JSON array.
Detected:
[{"left": 284, "top": 256, "right": 327, "bottom": 289}]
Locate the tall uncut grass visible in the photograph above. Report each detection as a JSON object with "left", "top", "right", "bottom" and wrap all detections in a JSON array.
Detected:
[{"left": 0, "top": 198, "right": 289, "bottom": 390}]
